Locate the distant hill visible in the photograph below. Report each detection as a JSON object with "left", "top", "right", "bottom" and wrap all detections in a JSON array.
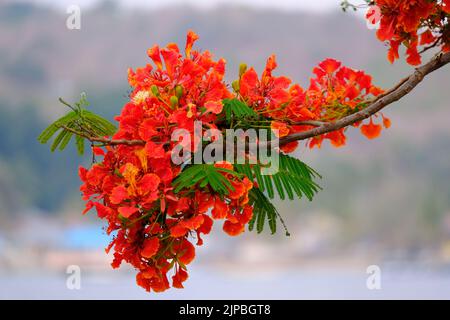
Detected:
[{"left": 0, "top": 2, "right": 396, "bottom": 105}]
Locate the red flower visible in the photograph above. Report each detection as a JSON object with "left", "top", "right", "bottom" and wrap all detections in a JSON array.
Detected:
[
  {"left": 271, "top": 121, "right": 290, "bottom": 138},
  {"left": 118, "top": 206, "right": 138, "bottom": 218},
  {"left": 360, "top": 118, "right": 383, "bottom": 139},
  {"left": 317, "top": 58, "right": 341, "bottom": 74},
  {"left": 147, "top": 45, "right": 163, "bottom": 70},
  {"left": 77, "top": 30, "right": 393, "bottom": 293},
  {"left": 172, "top": 267, "right": 188, "bottom": 289},
  {"left": 141, "top": 238, "right": 160, "bottom": 259},
  {"left": 185, "top": 30, "right": 199, "bottom": 58},
  {"left": 204, "top": 100, "right": 223, "bottom": 114},
  {"left": 174, "top": 239, "right": 196, "bottom": 265},
  {"left": 371, "top": 0, "right": 448, "bottom": 65},
  {"left": 212, "top": 198, "right": 229, "bottom": 219},
  {"left": 223, "top": 220, "right": 245, "bottom": 236},
  {"left": 110, "top": 185, "right": 128, "bottom": 204}
]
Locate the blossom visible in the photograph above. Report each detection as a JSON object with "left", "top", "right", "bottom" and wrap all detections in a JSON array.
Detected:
[
  {"left": 360, "top": 118, "right": 383, "bottom": 139},
  {"left": 238, "top": 54, "right": 385, "bottom": 149},
  {"left": 141, "top": 237, "right": 160, "bottom": 259},
  {"left": 79, "top": 31, "right": 254, "bottom": 293},
  {"left": 77, "top": 30, "right": 393, "bottom": 293},
  {"left": 370, "top": 0, "right": 449, "bottom": 65}
]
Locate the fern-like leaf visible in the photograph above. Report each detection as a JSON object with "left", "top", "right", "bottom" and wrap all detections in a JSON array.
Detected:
[
  {"left": 235, "top": 153, "right": 321, "bottom": 201},
  {"left": 38, "top": 94, "right": 117, "bottom": 155},
  {"left": 172, "top": 164, "right": 241, "bottom": 195},
  {"left": 236, "top": 154, "right": 321, "bottom": 234},
  {"left": 222, "top": 98, "right": 259, "bottom": 124}
]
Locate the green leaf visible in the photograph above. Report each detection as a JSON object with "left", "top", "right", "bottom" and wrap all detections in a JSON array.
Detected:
[
  {"left": 75, "top": 135, "right": 85, "bottom": 155},
  {"left": 235, "top": 154, "right": 321, "bottom": 202},
  {"left": 58, "top": 129, "right": 73, "bottom": 151},
  {"left": 38, "top": 94, "right": 117, "bottom": 155},
  {"left": 256, "top": 205, "right": 267, "bottom": 233},
  {"left": 37, "top": 111, "right": 78, "bottom": 144},
  {"left": 172, "top": 164, "right": 240, "bottom": 195},
  {"left": 235, "top": 154, "right": 320, "bottom": 235},
  {"left": 222, "top": 98, "right": 259, "bottom": 124},
  {"left": 248, "top": 188, "right": 288, "bottom": 235},
  {"left": 50, "top": 129, "right": 70, "bottom": 152}
]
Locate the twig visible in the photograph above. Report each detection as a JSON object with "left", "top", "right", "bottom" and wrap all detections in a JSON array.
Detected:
[
  {"left": 59, "top": 125, "right": 145, "bottom": 146},
  {"left": 419, "top": 36, "right": 443, "bottom": 54}
]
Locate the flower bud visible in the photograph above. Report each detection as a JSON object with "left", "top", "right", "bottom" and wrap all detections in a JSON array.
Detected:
[
  {"left": 170, "top": 96, "right": 179, "bottom": 109},
  {"left": 175, "top": 85, "right": 184, "bottom": 99},
  {"left": 151, "top": 85, "right": 160, "bottom": 97},
  {"left": 239, "top": 63, "right": 247, "bottom": 77},
  {"left": 232, "top": 80, "right": 240, "bottom": 92}
]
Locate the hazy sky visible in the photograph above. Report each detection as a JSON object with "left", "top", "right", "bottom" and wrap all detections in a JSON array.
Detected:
[{"left": 27, "top": 0, "right": 345, "bottom": 12}]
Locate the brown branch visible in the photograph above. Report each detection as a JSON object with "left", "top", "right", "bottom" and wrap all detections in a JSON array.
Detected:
[
  {"left": 279, "top": 52, "right": 450, "bottom": 146},
  {"left": 60, "top": 125, "right": 145, "bottom": 146},
  {"left": 288, "top": 120, "right": 325, "bottom": 127},
  {"left": 419, "top": 36, "right": 443, "bottom": 55}
]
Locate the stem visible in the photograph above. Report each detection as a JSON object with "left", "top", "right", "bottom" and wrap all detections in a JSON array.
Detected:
[{"left": 59, "top": 125, "right": 145, "bottom": 146}]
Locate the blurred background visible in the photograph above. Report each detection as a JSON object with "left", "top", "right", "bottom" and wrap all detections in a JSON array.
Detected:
[{"left": 1, "top": 0, "right": 450, "bottom": 299}]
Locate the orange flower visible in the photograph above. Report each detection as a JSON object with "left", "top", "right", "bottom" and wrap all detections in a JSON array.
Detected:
[
  {"left": 318, "top": 58, "right": 341, "bottom": 74},
  {"left": 271, "top": 121, "right": 290, "bottom": 137},
  {"left": 212, "top": 198, "right": 229, "bottom": 219},
  {"left": 118, "top": 206, "right": 138, "bottom": 218},
  {"left": 147, "top": 45, "right": 163, "bottom": 70},
  {"left": 280, "top": 141, "right": 298, "bottom": 153},
  {"left": 420, "top": 30, "right": 435, "bottom": 46},
  {"left": 204, "top": 100, "right": 223, "bottom": 114},
  {"left": 372, "top": 0, "right": 447, "bottom": 65},
  {"left": 406, "top": 43, "right": 421, "bottom": 66},
  {"left": 185, "top": 30, "right": 199, "bottom": 58},
  {"left": 141, "top": 238, "right": 160, "bottom": 259},
  {"left": 325, "top": 130, "right": 346, "bottom": 147},
  {"left": 169, "top": 214, "right": 205, "bottom": 238},
  {"left": 382, "top": 115, "right": 391, "bottom": 128},
  {"left": 174, "top": 239, "right": 195, "bottom": 265},
  {"left": 77, "top": 30, "right": 399, "bottom": 294},
  {"left": 172, "top": 267, "right": 189, "bottom": 289},
  {"left": 444, "top": 0, "right": 450, "bottom": 13},
  {"left": 110, "top": 185, "right": 128, "bottom": 204},
  {"left": 196, "top": 214, "right": 213, "bottom": 246},
  {"left": 223, "top": 221, "right": 245, "bottom": 236},
  {"left": 138, "top": 173, "right": 160, "bottom": 196},
  {"left": 360, "top": 118, "right": 382, "bottom": 139}
]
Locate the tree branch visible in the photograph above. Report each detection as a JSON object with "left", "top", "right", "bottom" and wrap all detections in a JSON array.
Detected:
[
  {"left": 288, "top": 120, "right": 325, "bottom": 127},
  {"left": 62, "top": 52, "right": 450, "bottom": 149},
  {"left": 279, "top": 52, "right": 450, "bottom": 146},
  {"left": 60, "top": 125, "right": 145, "bottom": 146}
]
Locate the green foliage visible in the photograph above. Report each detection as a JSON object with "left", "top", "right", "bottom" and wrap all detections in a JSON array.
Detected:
[
  {"left": 222, "top": 98, "right": 260, "bottom": 126},
  {"left": 173, "top": 164, "right": 241, "bottom": 195},
  {"left": 248, "top": 188, "right": 284, "bottom": 235},
  {"left": 236, "top": 154, "right": 321, "bottom": 234},
  {"left": 37, "top": 93, "right": 117, "bottom": 155},
  {"left": 235, "top": 153, "right": 321, "bottom": 201}
]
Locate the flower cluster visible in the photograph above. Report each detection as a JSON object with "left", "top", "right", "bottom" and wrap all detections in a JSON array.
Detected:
[
  {"left": 238, "top": 56, "right": 386, "bottom": 150},
  {"left": 371, "top": 0, "right": 450, "bottom": 65},
  {"left": 80, "top": 32, "right": 253, "bottom": 292},
  {"left": 79, "top": 31, "right": 386, "bottom": 292}
]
